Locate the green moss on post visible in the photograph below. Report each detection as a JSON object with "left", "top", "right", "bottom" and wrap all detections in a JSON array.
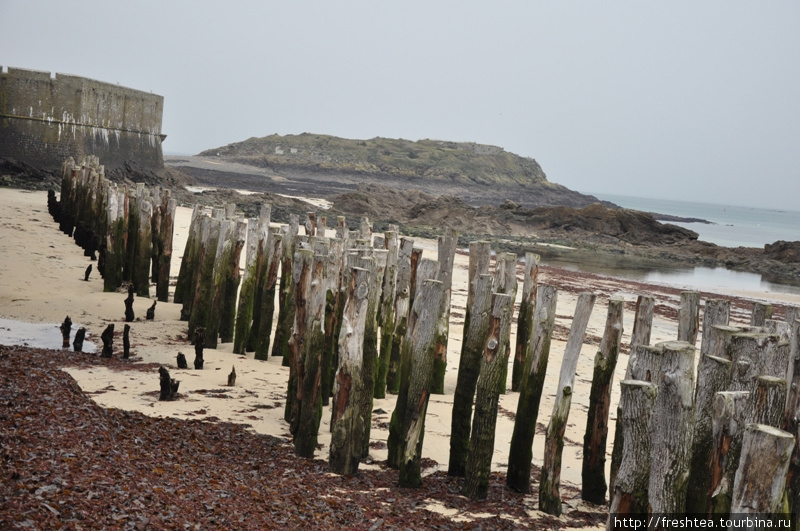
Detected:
[{"left": 174, "top": 205, "right": 202, "bottom": 305}]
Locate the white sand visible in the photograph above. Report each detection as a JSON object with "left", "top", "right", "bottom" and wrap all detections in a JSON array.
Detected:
[{"left": 2, "top": 188, "right": 799, "bottom": 523}]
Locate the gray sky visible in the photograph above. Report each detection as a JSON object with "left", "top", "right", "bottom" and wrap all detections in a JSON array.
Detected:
[{"left": 2, "top": 1, "right": 799, "bottom": 210}]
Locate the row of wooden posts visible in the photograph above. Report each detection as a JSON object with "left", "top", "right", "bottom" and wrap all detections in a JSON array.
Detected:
[
  {"left": 50, "top": 156, "right": 176, "bottom": 300},
  {"left": 53, "top": 163, "right": 800, "bottom": 518}
]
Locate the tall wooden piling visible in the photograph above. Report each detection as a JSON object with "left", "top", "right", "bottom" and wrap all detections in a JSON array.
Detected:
[
  {"left": 512, "top": 252, "right": 539, "bottom": 392},
  {"left": 507, "top": 284, "right": 558, "bottom": 493},
  {"left": 493, "top": 252, "right": 518, "bottom": 394},
  {"left": 709, "top": 390, "right": 751, "bottom": 516},
  {"left": 677, "top": 291, "right": 701, "bottom": 345},
  {"left": 387, "top": 237, "right": 414, "bottom": 394},
  {"left": 375, "top": 230, "right": 399, "bottom": 399},
  {"left": 285, "top": 249, "right": 313, "bottom": 427},
  {"left": 274, "top": 215, "right": 300, "bottom": 364},
  {"left": 432, "top": 228, "right": 458, "bottom": 395}
]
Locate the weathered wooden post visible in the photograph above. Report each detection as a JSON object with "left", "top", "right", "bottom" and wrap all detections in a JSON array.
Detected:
[
  {"left": 729, "top": 424, "right": 794, "bottom": 517},
  {"left": 154, "top": 192, "right": 176, "bottom": 302},
  {"left": 72, "top": 327, "right": 86, "bottom": 353},
  {"left": 493, "top": 252, "right": 518, "bottom": 394},
  {"left": 540, "top": 292, "right": 596, "bottom": 515},
  {"left": 210, "top": 219, "right": 247, "bottom": 345},
  {"left": 254, "top": 229, "right": 282, "bottom": 358},
  {"left": 746, "top": 375, "right": 787, "bottom": 428},
  {"left": 360, "top": 249, "right": 386, "bottom": 456},
  {"left": 512, "top": 252, "right": 539, "bottom": 392},
  {"left": 448, "top": 273, "right": 494, "bottom": 477},
  {"left": 461, "top": 292, "right": 514, "bottom": 499},
  {"left": 387, "top": 237, "right": 414, "bottom": 394},
  {"left": 329, "top": 267, "right": 371, "bottom": 475},
  {"left": 729, "top": 332, "right": 783, "bottom": 392},
  {"left": 60, "top": 316, "right": 72, "bottom": 348},
  {"left": 177, "top": 352, "right": 187, "bottom": 369},
  {"left": 285, "top": 249, "right": 313, "bottom": 426},
  {"left": 274, "top": 215, "right": 300, "bottom": 363},
  {"left": 507, "top": 284, "right": 558, "bottom": 493},
  {"left": 233, "top": 215, "right": 263, "bottom": 354},
  {"left": 103, "top": 185, "right": 127, "bottom": 293},
  {"left": 359, "top": 217, "right": 372, "bottom": 240},
  {"left": 648, "top": 340, "right": 696, "bottom": 514},
  {"left": 133, "top": 188, "right": 153, "bottom": 298},
  {"left": 582, "top": 297, "right": 624, "bottom": 504},
  {"left": 146, "top": 301, "right": 156, "bottom": 321},
  {"left": 432, "top": 228, "right": 458, "bottom": 395},
  {"left": 293, "top": 252, "right": 327, "bottom": 458},
  {"left": 186, "top": 214, "right": 221, "bottom": 342},
  {"left": 607, "top": 380, "right": 657, "bottom": 522},
  {"left": 398, "top": 279, "right": 445, "bottom": 487},
  {"left": 782, "top": 320, "right": 800, "bottom": 517},
  {"left": 375, "top": 230, "right": 399, "bottom": 398},
  {"left": 751, "top": 302, "right": 773, "bottom": 327},
  {"left": 173, "top": 205, "right": 203, "bottom": 305},
  {"left": 101, "top": 324, "right": 114, "bottom": 358},
  {"left": 387, "top": 258, "right": 440, "bottom": 469},
  {"left": 124, "top": 285, "right": 135, "bottom": 322},
  {"left": 321, "top": 237, "right": 344, "bottom": 405},
  {"left": 123, "top": 324, "right": 131, "bottom": 359},
  {"left": 193, "top": 327, "right": 205, "bottom": 370},
  {"left": 709, "top": 390, "right": 750, "bottom": 516},
  {"left": 677, "top": 291, "right": 701, "bottom": 345},
  {"left": 305, "top": 212, "right": 316, "bottom": 237},
  {"left": 158, "top": 366, "right": 180, "bottom": 401}
]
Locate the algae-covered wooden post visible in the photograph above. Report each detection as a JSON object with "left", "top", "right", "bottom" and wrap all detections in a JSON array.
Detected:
[
  {"left": 387, "top": 237, "right": 414, "bottom": 394},
  {"left": 294, "top": 252, "right": 327, "bottom": 458},
  {"left": 730, "top": 424, "right": 794, "bottom": 517},
  {"left": 507, "top": 284, "right": 558, "bottom": 493},
  {"left": 493, "top": 252, "right": 518, "bottom": 394},
  {"left": 581, "top": 297, "right": 624, "bottom": 504},
  {"left": 186, "top": 214, "right": 220, "bottom": 341},
  {"left": 462, "top": 292, "right": 514, "bottom": 499},
  {"left": 610, "top": 295, "right": 655, "bottom": 492},
  {"left": 709, "top": 390, "right": 751, "bottom": 516},
  {"left": 321, "top": 237, "right": 344, "bottom": 406},
  {"left": 513, "top": 252, "right": 539, "bottom": 392},
  {"left": 751, "top": 302, "right": 773, "bottom": 327},
  {"left": 244, "top": 203, "right": 272, "bottom": 354},
  {"left": 375, "top": 230, "right": 398, "bottom": 399},
  {"left": 360, "top": 249, "right": 387, "bottom": 456},
  {"left": 540, "top": 292, "right": 596, "bottom": 515},
  {"left": 648, "top": 340, "right": 696, "bottom": 514},
  {"left": 285, "top": 248, "right": 313, "bottom": 427},
  {"left": 398, "top": 279, "right": 445, "bottom": 488},
  {"left": 274, "top": 214, "right": 300, "bottom": 364},
  {"left": 174, "top": 205, "right": 202, "bottom": 305},
  {"left": 448, "top": 273, "right": 494, "bottom": 478},
  {"left": 155, "top": 191, "right": 176, "bottom": 302},
  {"left": 607, "top": 380, "right": 657, "bottom": 522},
  {"left": 677, "top": 291, "right": 701, "bottom": 345},
  {"left": 200, "top": 219, "right": 233, "bottom": 348},
  {"left": 329, "top": 267, "right": 371, "bottom": 475},
  {"left": 255, "top": 230, "right": 282, "bottom": 358},
  {"left": 387, "top": 258, "right": 440, "bottom": 469},
  {"left": 213, "top": 220, "right": 247, "bottom": 345},
  {"left": 233, "top": 217, "right": 261, "bottom": 354},
  {"left": 432, "top": 227, "right": 458, "bottom": 395},
  {"left": 133, "top": 192, "right": 153, "bottom": 298}
]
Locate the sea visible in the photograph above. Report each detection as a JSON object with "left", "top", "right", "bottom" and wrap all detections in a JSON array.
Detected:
[{"left": 543, "top": 193, "right": 800, "bottom": 297}]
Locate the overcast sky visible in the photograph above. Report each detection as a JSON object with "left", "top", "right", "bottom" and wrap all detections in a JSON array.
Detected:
[{"left": 2, "top": 1, "right": 798, "bottom": 210}]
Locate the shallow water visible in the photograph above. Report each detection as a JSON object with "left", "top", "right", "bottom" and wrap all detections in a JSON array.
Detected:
[{"left": 0, "top": 317, "right": 97, "bottom": 353}]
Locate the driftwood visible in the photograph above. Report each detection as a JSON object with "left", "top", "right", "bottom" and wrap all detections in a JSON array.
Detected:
[
  {"left": 158, "top": 366, "right": 180, "bottom": 401},
  {"left": 709, "top": 390, "right": 750, "bottom": 516},
  {"left": 677, "top": 291, "right": 701, "bottom": 345},
  {"left": 730, "top": 424, "right": 794, "bottom": 516},
  {"left": 100, "top": 324, "right": 114, "bottom": 358},
  {"left": 329, "top": 267, "right": 371, "bottom": 475},
  {"left": 432, "top": 228, "right": 458, "bottom": 395},
  {"left": 581, "top": 297, "right": 624, "bottom": 504},
  {"left": 512, "top": 252, "right": 539, "bottom": 392},
  {"left": 194, "top": 327, "right": 205, "bottom": 370},
  {"left": 648, "top": 340, "right": 696, "bottom": 514},
  {"left": 146, "top": 301, "right": 156, "bottom": 321},
  {"left": 448, "top": 273, "right": 494, "bottom": 477},
  {"left": 387, "top": 237, "right": 414, "bottom": 394},
  {"left": 123, "top": 324, "right": 131, "bottom": 359},
  {"left": 461, "top": 292, "right": 514, "bottom": 499},
  {"left": 176, "top": 352, "right": 188, "bottom": 369},
  {"left": 540, "top": 292, "right": 596, "bottom": 515},
  {"left": 72, "top": 327, "right": 86, "bottom": 353},
  {"left": 124, "top": 285, "right": 135, "bottom": 323},
  {"left": 507, "top": 284, "right": 558, "bottom": 493},
  {"left": 60, "top": 316, "right": 72, "bottom": 349},
  {"left": 607, "top": 380, "right": 657, "bottom": 523}
]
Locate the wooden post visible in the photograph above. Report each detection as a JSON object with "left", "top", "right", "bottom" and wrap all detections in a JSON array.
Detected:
[
  {"left": 155, "top": 194, "right": 176, "bottom": 302},
  {"left": 387, "top": 237, "right": 414, "bottom": 394},
  {"left": 375, "top": 230, "right": 399, "bottom": 399},
  {"left": 507, "top": 284, "right": 558, "bottom": 493},
  {"left": 233, "top": 216, "right": 261, "bottom": 354},
  {"left": 293, "top": 252, "right": 327, "bottom": 458},
  {"left": 60, "top": 316, "right": 72, "bottom": 348},
  {"left": 285, "top": 249, "right": 313, "bottom": 427},
  {"left": 751, "top": 302, "right": 773, "bottom": 327},
  {"left": 648, "top": 340, "right": 696, "bottom": 514},
  {"left": 186, "top": 215, "right": 221, "bottom": 342},
  {"left": 199, "top": 219, "right": 233, "bottom": 348},
  {"left": 329, "top": 267, "right": 371, "bottom": 475},
  {"left": 321, "top": 237, "right": 344, "bottom": 406},
  {"left": 398, "top": 279, "right": 445, "bottom": 487},
  {"left": 100, "top": 324, "right": 114, "bottom": 358},
  {"left": 123, "top": 324, "right": 131, "bottom": 359},
  {"left": 387, "top": 260, "right": 440, "bottom": 469},
  {"left": 582, "top": 297, "right": 624, "bottom": 504},
  {"left": 227, "top": 366, "right": 236, "bottom": 386},
  {"left": 448, "top": 274, "right": 494, "bottom": 477},
  {"left": 782, "top": 319, "right": 800, "bottom": 516},
  {"left": 730, "top": 424, "right": 794, "bottom": 516},
  {"left": 709, "top": 390, "right": 750, "bottom": 516},
  {"left": 360, "top": 249, "right": 386, "bottom": 456},
  {"left": 513, "top": 252, "right": 539, "bottom": 392},
  {"left": 273, "top": 215, "right": 300, "bottom": 364},
  {"left": 133, "top": 192, "right": 153, "bottom": 298},
  {"left": 193, "top": 327, "right": 205, "bottom": 370},
  {"left": 729, "top": 332, "right": 783, "bottom": 392},
  {"left": 177, "top": 352, "right": 187, "bottom": 369},
  {"left": 158, "top": 366, "right": 180, "bottom": 401},
  {"left": 305, "top": 212, "right": 316, "bottom": 236},
  {"left": 746, "top": 375, "right": 787, "bottom": 428},
  {"left": 540, "top": 292, "right": 596, "bottom": 515},
  {"left": 72, "top": 327, "right": 86, "bottom": 353},
  {"left": 256, "top": 230, "right": 282, "bottom": 358},
  {"left": 607, "top": 380, "right": 658, "bottom": 522},
  {"left": 461, "top": 292, "right": 514, "bottom": 499},
  {"left": 124, "top": 284, "right": 135, "bottom": 323},
  {"left": 173, "top": 205, "right": 202, "bottom": 304},
  {"left": 677, "top": 291, "right": 701, "bottom": 345},
  {"left": 432, "top": 228, "right": 458, "bottom": 395},
  {"left": 211, "top": 219, "right": 247, "bottom": 345},
  {"left": 493, "top": 252, "right": 518, "bottom": 394},
  {"left": 359, "top": 217, "right": 372, "bottom": 240}
]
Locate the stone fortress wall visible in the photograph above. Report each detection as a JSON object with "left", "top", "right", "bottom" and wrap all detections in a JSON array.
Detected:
[{"left": 0, "top": 67, "right": 165, "bottom": 172}]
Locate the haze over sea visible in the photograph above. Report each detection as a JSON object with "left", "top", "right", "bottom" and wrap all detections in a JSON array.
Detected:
[{"left": 549, "top": 193, "right": 800, "bottom": 297}]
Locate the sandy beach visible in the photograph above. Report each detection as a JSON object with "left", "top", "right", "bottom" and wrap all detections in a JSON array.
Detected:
[{"left": 2, "top": 187, "right": 798, "bottom": 527}]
